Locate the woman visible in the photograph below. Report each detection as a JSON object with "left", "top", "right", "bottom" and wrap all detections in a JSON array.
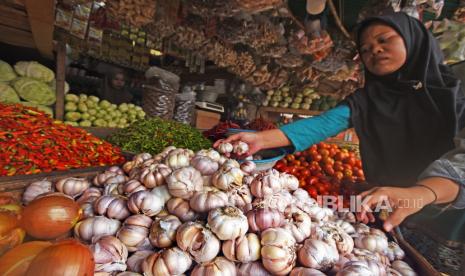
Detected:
[
  {"left": 217, "top": 12, "right": 465, "bottom": 274},
  {"left": 99, "top": 69, "right": 133, "bottom": 105}
]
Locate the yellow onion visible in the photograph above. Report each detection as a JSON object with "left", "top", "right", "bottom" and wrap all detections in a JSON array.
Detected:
[
  {"left": 208, "top": 206, "right": 248, "bottom": 241},
  {"left": 166, "top": 197, "right": 198, "bottom": 222},
  {"left": 191, "top": 256, "right": 236, "bottom": 276},
  {"left": 91, "top": 235, "right": 128, "bottom": 273},
  {"left": 0, "top": 241, "right": 52, "bottom": 276},
  {"left": 222, "top": 233, "right": 261, "bottom": 263},
  {"left": 22, "top": 180, "right": 53, "bottom": 205},
  {"left": 176, "top": 221, "right": 220, "bottom": 263},
  {"left": 261, "top": 228, "right": 296, "bottom": 275},
  {"left": 142, "top": 247, "right": 192, "bottom": 276},
  {"left": 189, "top": 187, "right": 228, "bottom": 213},
  {"left": 149, "top": 215, "right": 181, "bottom": 248},
  {"left": 55, "top": 177, "right": 90, "bottom": 198},
  {"left": 0, "top": 210, "right": 25, "bottom": 255},
  {"left": 74, "top": 216, "right": 121, "bottom": 243},
  {"left": 166, "top": 167, "right": 203, "bottom": 199},
  {"left": 117, "top": 215, "right": 153, "bottom": 252},
  {"left": 237, "top": 261, "right": 271, "bottom": 276},
  {"left": 94, "top": 195, "right": 131, "bottom": 221},
  {"left": 127, "top": 250, "right": 152, "bottom": 273}
]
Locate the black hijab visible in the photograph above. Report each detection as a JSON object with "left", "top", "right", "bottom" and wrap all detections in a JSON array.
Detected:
[{"left": 345, "top": 12, "right": 465, "bottom": 187}]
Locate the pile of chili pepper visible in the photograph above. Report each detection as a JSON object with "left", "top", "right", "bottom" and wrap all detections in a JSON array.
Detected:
[
  {"left": 203, "top": 121, "right": 241, "bottom": 141},
  {"left": 244, "top": 118, "right": 277, "bottom": 131},
  {"left": 0, "top": 103, "right": 125, "bottom": 177}
]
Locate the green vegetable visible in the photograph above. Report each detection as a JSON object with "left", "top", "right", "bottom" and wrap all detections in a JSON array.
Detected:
[
  {"left": 65, "top": 102, "right": 77, "bottom": 112},
  {"left": 13, "top": 77, "right": 55, "bottom": 105},
  {"left": 14, "top": 61, "right": 54, "bottom": 82},
  {"left": 88, "top": 95, "right": 100, "bottom": 103},
  {"left": 81, "top": 113, "right": 90, "bottom": 120},
  {"left": 49, "top": 79, "right": 69, "bottom": 94},
  {"left": 118, "top": 103, "right": 129, "bottom": 112},
  {"left": 0, "top": 83, "right": 20, "bottom": 103},
  {"left": 64, "top": 121, "right": 79, "bottom": 126},
  {"left": 65, "top": 93, "right": 79, "bottom": 103},
  {"left": 88, "top": 109, "right": 97, "bottom": 116},
  {"left": 79, "top": 94, "right": 88, "bottom": 101},
  {"left": 99, "top": 100, "right": 111, "bottom": 109},
  {"left": 78, "top": 102, "right": 88, "bottom": 113},
  {"left": 0, "top": 60, "right": 17, "bottom": 82},
  {"left": 79, "top": 120, "right": 92, "bottom": 127},
  {"left": 108, "top": 117, "right": 212, "bottom": 155},
  {"left": 65, "top": 111, "right": 81, "bottom": 122}
]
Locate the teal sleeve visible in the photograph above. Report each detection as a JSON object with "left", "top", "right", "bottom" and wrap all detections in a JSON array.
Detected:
[{"left": 279, "top": 104, "right": 351, "bottom": 151}]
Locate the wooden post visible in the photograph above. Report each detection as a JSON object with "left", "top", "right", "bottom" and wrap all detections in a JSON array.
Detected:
[{"left": 55, "top": 42, "right": 66, "bottom": 120}]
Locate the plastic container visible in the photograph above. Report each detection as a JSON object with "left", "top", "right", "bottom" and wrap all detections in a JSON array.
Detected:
[{"left": 225, "top": 128, "right": 257, "bottom": 137}]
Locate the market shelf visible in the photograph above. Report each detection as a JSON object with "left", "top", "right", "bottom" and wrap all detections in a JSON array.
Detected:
[{"left": 257, "top": 106, "right": 323, "bottom": 120}]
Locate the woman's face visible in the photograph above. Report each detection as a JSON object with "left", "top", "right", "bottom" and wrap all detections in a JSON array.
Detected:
[
  {"left": 359, "top": 23, "right": 407, "bottom": 76},
  {"left": 111, "top": 73, "right": 125, "bottom": 90}
]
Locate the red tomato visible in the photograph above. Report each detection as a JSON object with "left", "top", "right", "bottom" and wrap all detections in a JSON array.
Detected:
[
  {"left": 323, "top": 164, "right": 335, "bottom": 176},
  {"left": 306, "top": 176, "right": 319, "bottom": 186},
  {"left": 319, "top": 149, "right": 330, "bottom": 157},
  {"left": 298, "top": 156, "right": 306, "bottom": 163},
  {"left": 354, "top": 168, "right": 364, "bottom": 178},
  {"left": 300, "top": 170, "right": 311, "bottom": 178},
  {"left": 310, "top": 161, "right": 320, "bottom": 167},
  {"left": 355, "top": 159, "right": 363, "bottom": 168},
  {"left": 334, "top": 152, "right": 344, "bottom": 161},
  {"left": 329, "top": 148, "right": 338, "bottom": 157},
  {"left": 292, "top": 160, "right": 301, "bottom": 167},
  {"left": 295, "top": 152, "right": 302, "bottom": 157},
  {"left": 306, "top": 186, "right": 318, "bottom": 198},
  {"left": 286, "top": 154, "right": 295, "bottom": 162},
  {"left": 334, "top": 171, "right": 344, "bottom": 181},
  {"left": 312, "top": 153, "right": 323, "bottom": 162},
  {"left": 344, "top": 157, "right": 356, "bottom": 166},
  {"left": 322, "top": 157, "right": 335, "bottom": 166},
  {"left": 302, "top": 161, "right": 310, "bottom": 167},
  {"left": 343, "top": 169, "right": 353, "bottom": 177}
]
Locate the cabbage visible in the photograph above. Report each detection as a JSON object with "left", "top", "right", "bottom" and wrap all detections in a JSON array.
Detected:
[
  {"left": 0, "top": 83, "right": 20, "bottom": 103},
  {"left": 65, "top": 112, "right": 81, "bottom": 122},
  {"left": 14, "top": 61, "right": 54, "bottom": 82},
  {"left": 13, "top": 77, "right": 56, "bottom": 105},
  {"left": 65, "top": 93, "right": 79, "bottom": 103},
  {"left": 49, "top": 79, "right": 70, "bottom": 94},
  {"left": 0, "top": 60, "right": 17, "bottom": 82},
  {"left": 20, "top": 102, "right": 54, "bottom": 117}
]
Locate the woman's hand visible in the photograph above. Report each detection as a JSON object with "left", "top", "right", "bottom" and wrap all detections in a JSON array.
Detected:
[
  {"left": 356, "top": 186, "right": 436, "bottom": 232},
  {"left": 213, "top": 132, "right": 264, "bottom": 157}
]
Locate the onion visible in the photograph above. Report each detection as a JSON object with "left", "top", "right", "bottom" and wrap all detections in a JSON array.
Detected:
[
  {"left": 20, "top": 194, "right": 81, "bottom": 239},
  {"left": 0, "top": 210, "right": 25, "bottom": 255},
  {"left": 25, "top": 239, "right": 94, "bottom": 276},
  {"left": 0, "top": 241, "right": 52, "bottom": 276}
]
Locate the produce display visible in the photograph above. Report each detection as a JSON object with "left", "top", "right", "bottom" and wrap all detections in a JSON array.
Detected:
[
  {"left": 203, "top": 121, "right": 241, "bottom": 142},
  {"left": 64, "top": 93, "right": 146, "bottom": 128},
  {"left": 263, "top": 86, "right": 340, "bottom": 112},
  {"left": 0, "top": 103, "right": 125, "bottom": 176},
  {"left": 244, "top": 118, "right": 277, "bottom": 131},
  {"left": 108, "top": 117, "right": 212, "bottom": 155},
  {"left": 0, "top": 147, "right": 417, "bottom": 275},
  {"left": 431, "top": 18, "right": 465, "bottom": 64}
]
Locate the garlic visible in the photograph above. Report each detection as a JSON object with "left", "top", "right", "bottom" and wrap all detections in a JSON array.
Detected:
[
  {"left": 77, "top": 187, "right": 102, "bottom": 204},
  {"left": 237, "top": 261, "right": 271, "bottom": 276},
  {"left": 164, "top": 148, "right": 194, "bottom": 170},
  {"left": 142, "top": 247, "right": 192, "bottom": 276},
  {"left": 298, "top": 239, "right": 339, "bottom": 271},
  {"left": 253, "top": 190, "right": 293, "bottom": 212},
  {"left": 250, "top": 169, "right": 283, "bottom": 198},
  {"left": 133, "top": 152, "right": 153, "bottom": 165},
  {"left": 107, "top": 166, "right": 126, "bottom": 175},
  {"left": 334, "top": 220, "right": 356, "bottom": 235},
  {"left": 81, "top": 202, "right": 95, "bottom": 219},
  {"left": 354, "top": 228, "right": 389, "bottom": 254},
  {"left": 128, "top": 190, "right": 164, "bottom": 217},
  {"left": 233, "top": 141, "right": 249, "bottom": 155},
  {"left": 313, "top": 223, "right": 354, "bottom": 256},
  {"left": 221, "top": 159, "right": 240, "bottom": 169},
  {"left": 116, "top": 215, "right": 153, "bottom": 252},
  {"left": 22, "top": 179, "right": 53, "bottom": 204},
  {"left": 336, "top": 261, "right": 374, "bottom": 276},
  {"left": 166, "top": 166, "right": 203, "bottom": 199},
  {"left": 191, "top": 257, "right": 236, "bottom": 276},
  {"left": 139, "top": 163, "right": 172, "bottom": 188},
  {"left": 103, "top": 182, "right": 122, "bottom": 196},
  {"left": 240, "top": 160, "right": 256, "bottom": 174},
  {"left": 127, "top": 250, "right": 152, "bottom": 273},
  {"left": 74, "top": 216, "right": 121, "bottom": 243},
  {"left": 279, "top": 173, "right": 299, "bottom": 191},
  {"left": 191, "top": 155, "right": 219, "bottom": 176},
  {"left": 94, "top": 171, "right": 128, "bottom": 187},
  {"left": 151, "top": 185, "right": 172, "bottom": 204},
  {"left": 305, "top": 205, "right": 334, "bottom": 223},
  {"left": 211, "top": 166, "right": 244, "bottom": 191},
  {"left": 166, "top": 197, "right": 199, "bottom": 222},
  {"left": 189, "top": 187, "right": 228, "bottom": 213},
  {"left": 247, "top": 207, "right": 285, "bottom": 232},
  {"left": 353, "top": 223, "right": 371, "bottom": 235},
  {"left": 227, "top": 185, "right": 253, "bottom": 211},
  {"left": 55, "top": 177, "right": 90, "bottom": 198},
  {"left": 116, "top": 272, "right": 142, "bottom": 276},
  {"left": 292, "top": 188, "right": 318, "bottom": 214},
  {"left": 91, "top": 235, "right": 128, "bottom": 273},
  {"left": 196, "top": 148, "right": 221, "bottom": 162},
  {"left": 149, "top": 215, "right": 182, "bottom": 248},
  {"left": 94, "top": 195, "right": 131, "bottom": 221},
  {"left": 176, "top": 221, "right": 220, "bottom": 263},
  {"left": 391, "top": 260, "right": 417, "bottom": 276},
  {"left": 217, "top": 142, "right": 233, "bottom": 154},
  {"left": 208, "top": 206, "right": 248, "bottom": 240},
  {"left": 290, "top": 267, "right": 327, "bottom": 276},
  {"left": 223, "top": 233, "right": 261, "bottom": 263},
  {"left": 337, "top": 211, "right": 357, "bottom": 223},
  {"left": 284, "top": 206, "right": 312, "bottom": 243},
  {"left": 122, "top": 179, "right": 147, "bottom": 196},
  {"left": 243, "top": 175, "right": 254, "bottom": 186},
  {"left": 261, "top": 228, "right": 297, "bottom": 275},
  {"left": 386, "top": 242, "right": 405, "bottom": 261}
]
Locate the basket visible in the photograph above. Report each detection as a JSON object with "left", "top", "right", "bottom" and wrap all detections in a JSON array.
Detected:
[{"left": 142, "top": 83, "right": 176, "bottom": 120}]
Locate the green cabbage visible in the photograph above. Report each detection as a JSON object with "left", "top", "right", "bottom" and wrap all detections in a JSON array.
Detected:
[
  {"left": 14, "top": 61, "right": 55, "bottom": 82},
  {"left": 0, "top": 60, "right": 17, "bottom": 82},
  {"left": 13, "top": 77, "right": 56, "bottom": 105},
  {"left": 0, "top": 83, "right": 20, "bottom": 103},
  {"left": 20, "top": 102, "right": 54, "bottom": 117}
]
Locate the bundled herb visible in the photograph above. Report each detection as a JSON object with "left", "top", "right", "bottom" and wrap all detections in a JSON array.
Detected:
[{"left": 108, "top": 117, "right": 212, "bottom": 154}]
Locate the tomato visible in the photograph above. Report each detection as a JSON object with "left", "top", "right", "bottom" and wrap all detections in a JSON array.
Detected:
[
  {"left": 300, "top": 169, "right": 311, "bottom": 178},
  {"left": 343, "top": 169, "right": 353, "bottom": 177},
  {"left": 318, "top": 149, "right": 330, "bottom": 157},
  {"left": 286, "top": 154, "right": 295, "bottom": 162},
  {"left": 274, "top": 161, "right": 286, "bottom": 171},
  {"left": 343, "top": 175, "right": 355, "bottom": 183},
  {"left": 334, "top": 152, "right": 344, "bottom": 161},
  {"left": 334, "top": 171, "right": 344, "bottom": 181},
  {"left": 344, "top": 157, "right": 356, "bottom": 166},
  {"left": 299, "top": 179, "right": 306, "bottom": 187},
  {"left": 310, "top": 161, "right": 320, "bottom": 167},
  {"left": 306, "top": 186, "right": 318, "bottom": 199},
  {"left": 292, "top": 160, "right": 302, "bottom": 167},
  {"left": 323, "top": 164, "right": 335, "bottom": 176},
  {"left": 302, "top": 161, "right": 310, "bottom": 167},
  {"left": 329, "top": 148, "right": 338, "bottom": 157},
  {"left": 295, "top": 151, "right": 302, "bottom": 157},
  {"left": 334, "top": 162, "right": 344, "bottom": 172},
  {"left": 298, "top": 156, "right": 306, "bottom": 163},
  {"left": 311, "top": 153, "right": 323, "bottom": 162},
  {"left": 343, "top": 164, "right": 353, "bottom": 171},
  {"left": 354, "top": 168, "right": 364, "bottom": 178},
  {"left": 322, "top": 157, "right": 335, "bottom": 166},
  {"left": 310, "top": 144, "right": 318, "bottom": 152},
  {"left": 306, "top": 176, "right": 319, "bottom": 186},
  {"left": 355, "top": 159, "right": 363, "bottom": 168}
]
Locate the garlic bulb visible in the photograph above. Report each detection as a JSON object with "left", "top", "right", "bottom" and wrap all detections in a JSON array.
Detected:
[
  {"left": 298, "top": 239, "right": 339, "bottom": 271},
  {"left": 337, "top": 211, "right": 357, "bottom": 223},
  {"left": 81, "top": 202, "right": 95, "bottom": 219},
  {"left": 211, "top": 167, "right": 244, "bottom": 191},
  {"left": 221, "top": 159, "right": 240, "bottom": 169},
  {"left": 240, "top": 160, "right": 256, "bottom": 174},
  {"left": 233, "top": 141, "right": 249, "bottom": 155},
  {"left": 22, "top": 179, "right": 53, "bottom": 204},
  {"left": 349, "top": 248, "right": 389, "bottom": 264},
  {"left": 151, "top": 185, "right": 172, "bottom": 204},
  {"left": 139, "top": 163, "right": 172, "bottom": 188},
  {"left": 353, "top": 223, "right": 371, "bottom": 235},
  {"left": 196, "top": 148, "right": 221, "bottom": 162},
  {"left": 261, "top": 228, "right": 297, "bottom": 275},
  {"left": 122, "top": 179, "right": 147, "bottom": 196},
  {"left": 334, "top": 220, "right": 356, "bottom": 235},
  {"left": 290, "top": 267, "right": 327, "bottom": 276},
  {"left": 191, "top": 155, "right": 219, "bottom": 176},
  {"left": 391, "top": 260, "right": 417, "bottom": 276},
  {"left": 253, "top": 190, "right": 293, "bottom": 212},
  {"left": 292, "top": 188, "right": 318, "bottom": 214},
  {"left": 223, "top": 233, "right": 261, "bottom": 263},
  {"left": 279, "top": 173, "right": 299, "bottom": 191},
  {"left": 189, "top": 187, "right": 228, "bottom": 213},
  {"left": 284, "top": 206, "right": 312, "bottom": 243},
  {"left": 354, "top": 228, "right": 389, "bottom": 254},
  {"left": 305, "top": 205, "right": 334, "bottom": 223},
  {"left": 386, "top": 242, "right": 405, "bottom": 261},
  {"left": 176, "top": 221, "right": 220, "bottom": 263},
  {"left": 164, "top": 148, "right": 194, "bottom": 170},
  {"left": 227, "top": 185, "right": 253, "bottom": 211},
  {"left": 142, "top": 247, "right": 192, "bottom": 276},
  {"left": 217, "top": 142, "right": 233, "bottom": 154},
  {"left": 149, "top": 215, "right": 182, "bottom": 248},
  {"left": 55, "top": 177, "right": 90, "bottom": 198},
  {"left": 237, "top": 261, "right": 271, "bottom": 276},
  {"left": 313, "top": 224, "right": 354, "bottom": 256},
  {"left": 208, "top": 206, "right": 248, "bottom": 240},
  {"left": 94, "top": 171, "right": 128, "bottom": 187},
  {"left": 74, "top": 216, "right": 122, "bottom": 242},
  {"left": 336, "top": 261, "right": 374, "bottom": 276},
  {"left": 103, "top": 182, "right": 122, "bottom": 196},
  {"left": 107, "top": 165, "right": 125, "bottom": 175},
  {"left": 128, "top": 190, "right": 164, "bottom": 217},
  {"left": 166, "top": 197, "right": 199, "bottom": 222},
  {"left": 77, "top": 187, "right": 102, "bottom": 204},
  {"left": 127, "top": 250, "right": 152, "bottom": 273},
  {"left": 91, "top": 235, "right": 128, "bottom": 273},
  {"left": 94, "top": 195, "right": 131, "bottom": 220},
  {"left": 133, "top": 152, "right": 153, "bottom": 165},
  {"left": 250, "top": 169, "right": 283, "bottom": 198},
  {"left": 166, "top": 166, "right": 203, "bottom": 199},
  {"left": 117, "top": 215, "right": 153, "bottom": 252},
  {"left": 116, "top": 272, "right": 142, "bottom": 276},
  {"left": 247, "top": 207, "right": 285, "bottom": 232},
  {"left": 191, "top": 257, "right": 236, "bottom": 276}
]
